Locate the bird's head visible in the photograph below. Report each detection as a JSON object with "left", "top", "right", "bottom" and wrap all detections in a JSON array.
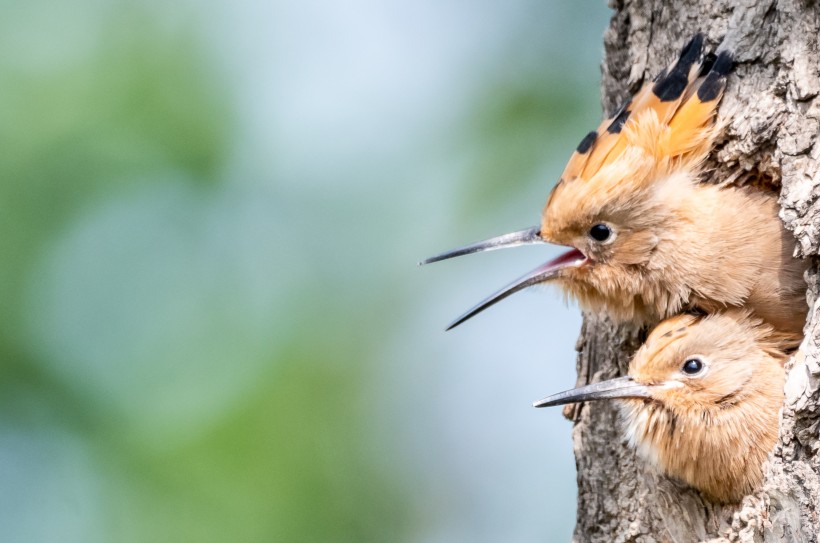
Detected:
[
  {"left": 420, "top": 143, "right": 687, "bottom": 330},
  {"left": 624, "top": 311, "right": 775, "bottom": 409},
  {"left": 533, "top": 310, "right": 793, "bottom": 503},
  {"left": 420, "top": 35, "right": 734, "bottom": 330},
  {"left": 537, "top": 145, "right": 683, "bottom": 316},
  {"left": 534, "top": 311, "right": 790, "bottom": 413}
]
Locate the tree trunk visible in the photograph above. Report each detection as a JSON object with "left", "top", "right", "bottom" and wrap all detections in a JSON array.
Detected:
[{"left": 571, "top": 1, "right": 820, "bottom": 541}]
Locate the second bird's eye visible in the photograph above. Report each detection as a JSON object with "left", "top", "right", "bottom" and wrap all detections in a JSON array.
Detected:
[
  {"left": 589, "top": 223, "right": 612, "bottom": 242},
  {"left": 682, "top": 358, "right": 704, "bottom": 375}
]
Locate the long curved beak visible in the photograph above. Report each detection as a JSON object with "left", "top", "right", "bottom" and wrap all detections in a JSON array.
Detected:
[
  {"left": 419, "top": 226, "right": 544, "bottom": 265},
  {"left": 445, "top": 247, "right": 585, "bottom": 330},
  {"left": 533, "top": 376, "right": 651, "bottom": 408}
]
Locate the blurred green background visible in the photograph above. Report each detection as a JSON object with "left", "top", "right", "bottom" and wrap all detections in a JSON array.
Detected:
[{"left": 2, "top": 0, "right": 609, "bottom": 541}]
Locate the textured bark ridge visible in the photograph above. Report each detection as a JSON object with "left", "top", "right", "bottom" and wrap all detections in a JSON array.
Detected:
[{"left": 571, "top": 1, "right": 820, "bottom": 541}]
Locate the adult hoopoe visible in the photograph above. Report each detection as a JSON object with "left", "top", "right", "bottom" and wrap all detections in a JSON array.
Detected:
[
  {"left": 533, "top": 310, "right": 797, "bottom": 503},
  {"left": 422, "top": 34, "right": 807, "bottom": 334}
]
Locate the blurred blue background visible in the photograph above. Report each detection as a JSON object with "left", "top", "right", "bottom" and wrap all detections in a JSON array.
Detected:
[{"left": 3, "top": 0, "right": 610, "bottom": 541}]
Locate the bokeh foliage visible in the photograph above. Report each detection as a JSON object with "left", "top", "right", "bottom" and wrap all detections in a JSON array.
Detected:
[
  {"left": 0, "top": 0, "right": 607, "bottom": 541},
  {"left": 2, "top": 4, "right": 408, "bottom": 541}
]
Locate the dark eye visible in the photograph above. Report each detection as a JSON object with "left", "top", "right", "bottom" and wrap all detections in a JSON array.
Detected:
[
  {"left": 589, "top": 223, "right": 612, "bottom": 242},
  {"left": 682, "top": 358, "right": 704, "bottom": 375}
]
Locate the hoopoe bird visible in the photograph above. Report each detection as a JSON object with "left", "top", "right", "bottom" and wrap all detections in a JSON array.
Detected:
[
  {"left": 533, "top": 310, "right": 797, "bottom": 503},
  {"left": 422, "top": 34, "right": 807, "bottom": 334}
]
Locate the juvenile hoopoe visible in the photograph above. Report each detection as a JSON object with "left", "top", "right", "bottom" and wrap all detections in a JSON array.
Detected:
[
  {"left": 423, "top": 34, "right": 807, "bottom": 334},
  {"left": 533, "top": 310, "right": 797, "bottom": 504}
]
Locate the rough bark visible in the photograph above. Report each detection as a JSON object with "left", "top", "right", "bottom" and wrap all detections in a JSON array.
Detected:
[{"left": 570, "top": 1, "right": 820, "bottom": 541}]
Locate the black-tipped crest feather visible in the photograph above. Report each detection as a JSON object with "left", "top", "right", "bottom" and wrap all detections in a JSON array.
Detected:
[
  {"left": 697, "top": 51, "right": 734, "bottom": 101},
  {"left": 653, "top": 33, "right": 704, "bottom": 101}
]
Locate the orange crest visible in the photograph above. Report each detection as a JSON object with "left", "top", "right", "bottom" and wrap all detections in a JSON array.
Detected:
[{"left": 543, "top": 34, "right": 733, "bottom": 238}]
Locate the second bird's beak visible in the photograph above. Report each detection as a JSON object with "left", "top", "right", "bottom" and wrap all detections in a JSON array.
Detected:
[
  {"left": 420, "top": 226, "right": 586, "bottom": 330},
  {"left": 533, "top": 376, "right": 652, "bottom": 408}
]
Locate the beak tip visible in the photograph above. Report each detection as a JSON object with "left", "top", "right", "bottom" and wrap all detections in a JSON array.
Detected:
[{"left": 445, "top": 313, "right": 471, "bottom": 331}]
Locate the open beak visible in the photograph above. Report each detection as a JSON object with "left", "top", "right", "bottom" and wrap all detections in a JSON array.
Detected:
[
  {"left": 419, "top": 226, "right": 545, "bottom": 265},
  {"left": 444, "top": 248, "right": 585, "bottom": 330},
  {"left": 533, "top": 376, "right": 651, "bottom": 408},
  {"left": 420, "top": 225, "right": 587, "bottom": 330}
]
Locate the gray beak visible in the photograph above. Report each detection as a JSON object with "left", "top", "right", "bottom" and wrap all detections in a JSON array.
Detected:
[
  {"left": 419, "top": 226, "right": 544, "bottom": 265},
  {"left": 444, "top": 247, "right": 585, "bottom": 330},
  {"left": 420, "top": 225, "right": 587, "bottom": 330},
  {"left": 533, "top": 376, "right": 652, "bottom": 408}
]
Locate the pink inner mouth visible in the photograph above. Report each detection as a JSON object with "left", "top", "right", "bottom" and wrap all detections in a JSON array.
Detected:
[{"left": 544, "top": 247, "right": 587, "bottom": 270}]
